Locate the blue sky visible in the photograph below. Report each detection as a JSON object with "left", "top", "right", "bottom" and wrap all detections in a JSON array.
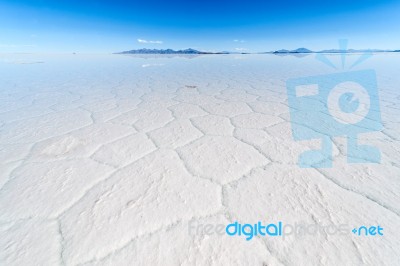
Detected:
[{"left": 1, "top": 0, "right": 400, "bottom": 53}]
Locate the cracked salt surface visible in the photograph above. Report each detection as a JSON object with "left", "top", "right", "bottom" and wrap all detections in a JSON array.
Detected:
[{"left": 0, "top": 53, "right": 399, "bottom": 265}]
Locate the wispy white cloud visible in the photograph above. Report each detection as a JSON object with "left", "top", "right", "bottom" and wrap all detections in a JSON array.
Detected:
[
  {"left": 235, "top": 47, "right": 248, "bottom": 51},
  {"left": 137, "top": 38, "right": 163, "bottom": 44},
  {"left": 234, "top": 39, "right": 245, "bottom": 43}
]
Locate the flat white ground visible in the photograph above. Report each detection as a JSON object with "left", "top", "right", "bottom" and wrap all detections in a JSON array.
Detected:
[{"left": 0, "top": 53, "right": 399, "bottom": 265}]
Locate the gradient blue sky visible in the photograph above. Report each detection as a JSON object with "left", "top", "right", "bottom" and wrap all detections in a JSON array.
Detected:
[{"left": 1, "top": 0, "right": 400, "bottom": 53}]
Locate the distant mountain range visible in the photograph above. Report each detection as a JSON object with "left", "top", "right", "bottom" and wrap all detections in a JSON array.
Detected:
[
  {"left": 317, "top": 49, "right": 395, "bottom": 53},
  {"left": 117, "top": 47, "right": 400, "bottom": 55},
  {"left": 272, "top": 48, "right": 313, "bottom": 54},
  {"left": 271, "top": 48, "right": 398, "bottom": 54},
  {"left": 117, "top": 48, "right": 228, "bottom": 55}
]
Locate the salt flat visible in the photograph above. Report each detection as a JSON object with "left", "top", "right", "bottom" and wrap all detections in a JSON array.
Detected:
[{"left": 0, "top": 53, "right": 399, "bottom": 265}]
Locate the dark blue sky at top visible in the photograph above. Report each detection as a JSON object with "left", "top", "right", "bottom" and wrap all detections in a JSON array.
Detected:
[{"left": 1, "top": 0, "right": 399, "bottom": 52}]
